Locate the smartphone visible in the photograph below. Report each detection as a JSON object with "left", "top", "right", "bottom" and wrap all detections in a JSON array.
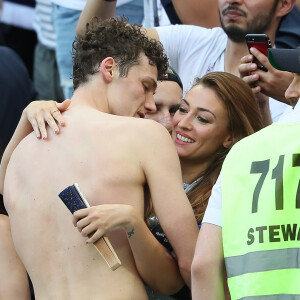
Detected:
[{"left": 245, "top": 34, "right": 272, "bottom": 71}]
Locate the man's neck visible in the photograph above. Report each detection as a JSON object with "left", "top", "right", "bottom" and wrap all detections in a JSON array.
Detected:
[
  {"left": 71, "top": 83, "right": 110, "bottom": 113},
  {"left": 224, "top": 39, "right": 249, "bottom": 77}
]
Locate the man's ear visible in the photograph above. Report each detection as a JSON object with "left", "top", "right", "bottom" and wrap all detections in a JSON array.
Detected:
[
  {"left": 276, "top": 0, "right": 295, "bottom": 18},
  {"left": 100, "top": 57, "right": 116, "bottom": 82}
]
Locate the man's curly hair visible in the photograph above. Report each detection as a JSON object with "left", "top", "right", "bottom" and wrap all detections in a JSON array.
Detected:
[{"left": 72, "top": 17, "right": 168, "bottom": 90}]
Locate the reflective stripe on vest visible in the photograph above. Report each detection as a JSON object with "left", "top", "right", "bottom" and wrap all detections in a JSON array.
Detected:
[
  {"left": 222, "top": 123, "right": 300, "bottom": 299},
  {"left": 225, "top": 247, "right": 300, "bottom": 278},
  {"left": 240, "top": 295, "right": 300, "bottom": 299}
]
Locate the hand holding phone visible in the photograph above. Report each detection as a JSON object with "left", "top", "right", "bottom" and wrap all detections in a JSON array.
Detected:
[{"left": 245, "top": 34, "right": 272, "bottom": 72}]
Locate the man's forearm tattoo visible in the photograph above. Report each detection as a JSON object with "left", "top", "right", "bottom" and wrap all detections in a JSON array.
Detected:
[{"left": 127, "top": 227, "right": 135, "bottom": 239}]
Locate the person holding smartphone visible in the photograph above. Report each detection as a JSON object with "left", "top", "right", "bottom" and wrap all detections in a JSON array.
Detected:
[{"left": 239, "top": 34, "right": 295, "bottom": 107}]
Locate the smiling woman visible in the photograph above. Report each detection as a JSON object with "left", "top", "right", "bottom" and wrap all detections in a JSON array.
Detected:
[{"left": 173, "top": 72, "right": 264, "bottom": 223}]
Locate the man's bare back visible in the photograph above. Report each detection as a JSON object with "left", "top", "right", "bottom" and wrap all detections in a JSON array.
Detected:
[{"left": 4, "top": 109, "right": 158, "bottom": 299}]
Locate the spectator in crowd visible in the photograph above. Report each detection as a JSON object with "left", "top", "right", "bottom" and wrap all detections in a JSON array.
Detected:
[
  {"left": 0, "top": 0, "right": 37, "bottom": 78},
  {"left": 161, "top": 0, "right": 300, "bottom": 50},
  {"left": 33, "top": 0, "right": 64, "bottom": 101},
  {"left": 145, "top": 66, "right": 183, "bottom": 134},
  {"left": 0, "top": 46, "right": 37, "bottom": 158}
]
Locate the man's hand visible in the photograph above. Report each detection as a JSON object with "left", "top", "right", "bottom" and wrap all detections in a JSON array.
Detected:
[
  {"left": 239, "top": 47, "right": 293, "bottom": 105},
  {"left": 23, "top": 99, "right": 71, "bottom": 140}
]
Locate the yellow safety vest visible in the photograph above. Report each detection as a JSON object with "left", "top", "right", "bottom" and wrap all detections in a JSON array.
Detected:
[{"left": 222, "top": 122, "right": 300, "bottom": 299}]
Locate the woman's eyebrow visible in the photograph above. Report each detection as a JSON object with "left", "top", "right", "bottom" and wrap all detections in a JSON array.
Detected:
[{"left": 182, "top": 99, "right": 216, "bottom": 119}]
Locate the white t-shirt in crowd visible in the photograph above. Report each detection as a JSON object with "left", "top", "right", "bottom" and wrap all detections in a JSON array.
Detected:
[
  {"left": 156, "top": 24, "right": 291, "bottom": 122},
  {"left": 33, "top": 0, "right": 57, "bottom": 49},
  {"left": 1, "top": 1, "right": 35, "bottom": 30},
  {"left": 203, "top": 100, "right": 300, "bottom": 227}
]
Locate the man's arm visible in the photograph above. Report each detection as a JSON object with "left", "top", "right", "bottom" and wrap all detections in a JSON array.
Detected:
[
  {"left": 172, "top": 0, "right": 220, "bottom": 28},
  {"left": 192, "top": 174, "right": 230, "bottom": 299},
  {"left": 0, "top": 114, "right": 33, "bottom": 195},
  {"left": 142, "top": 121, "right": 199, "bottom": 287},
  {"left": 76, "top": 0, "right": 160, "bottom": 40},
  {"left": 76, "top": 0, "right": 116, "bottom": 35}
]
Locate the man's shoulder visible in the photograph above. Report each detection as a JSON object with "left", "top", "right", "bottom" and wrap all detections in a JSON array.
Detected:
[
  {"left": 91, "top": 115, "right": 170, "bottom": 146},
  {"left": 126, "top": 117, "right": 170, "bottom": 139},
  {"left": 120, "top": 117, "right": 173, "bottom": 150}
]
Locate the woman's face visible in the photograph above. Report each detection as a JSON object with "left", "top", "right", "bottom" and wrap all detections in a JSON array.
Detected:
[{"left": 172, "top": 84, "right": 232, "bottom": 163}]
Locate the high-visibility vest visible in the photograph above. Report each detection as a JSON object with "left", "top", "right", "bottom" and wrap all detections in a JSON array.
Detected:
[{"left": 222, "top": 122, "right": 300, "bottom": 299}]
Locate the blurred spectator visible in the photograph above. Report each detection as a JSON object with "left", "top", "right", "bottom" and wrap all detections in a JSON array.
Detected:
[
  {"left": 33, "top": 0, "right": 64, "bottom": 101},
  {"left": 275, "top": 5, "right": 300, "bottom": 49},
  {"left": 0, "top": 46, "right": 37, "bottom": 158},
  {"left": 0, "top": 0, "right": 37, "bottom": 78}
]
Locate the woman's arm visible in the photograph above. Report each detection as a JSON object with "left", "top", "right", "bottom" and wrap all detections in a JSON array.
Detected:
[
  {"left": 0, "top": 113, "right": 34, "bottom": 195},
  {"left": 0, "top": 100, "right": 70, "bottom": 195},
  {"left": 73, "top": 204, "right": 185, "bottom": 295},
  {"left": 76, "top": 0, "right": 117, "bottom": 35}
]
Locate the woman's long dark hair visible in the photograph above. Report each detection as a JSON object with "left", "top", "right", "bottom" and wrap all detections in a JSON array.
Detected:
[{"left": 187, "top": 72, "right": 264, "bottom": 222}]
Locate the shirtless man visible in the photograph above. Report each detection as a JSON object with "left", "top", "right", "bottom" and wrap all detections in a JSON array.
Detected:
[{"left": 1, "top": 18, "right": 198, "bottom": 299}]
